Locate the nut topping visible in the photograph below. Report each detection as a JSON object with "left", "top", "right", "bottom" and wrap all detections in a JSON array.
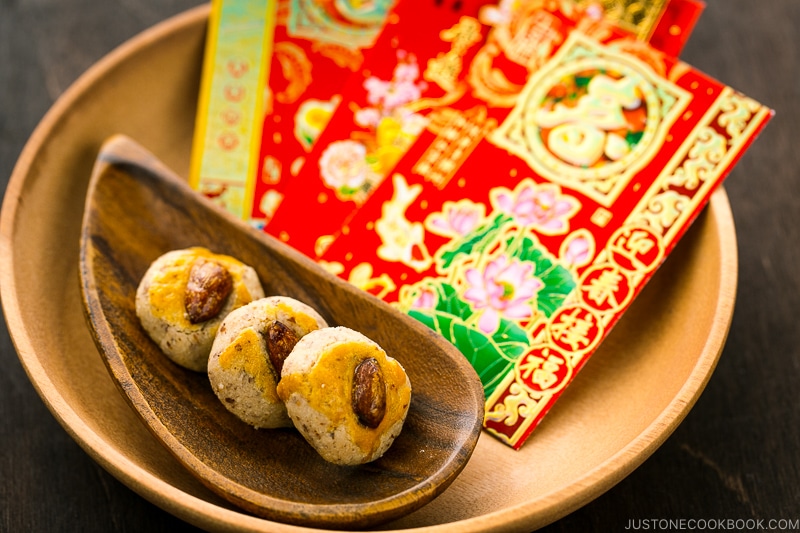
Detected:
[
  {"left": 352, "top": 357, "right": 386, "bottom": 428},
  {"left": 264, "top": 320, "right": 299, "bottom": 375},
  {"left": 184, "top": 259, "right": 233, "bottom": 323}
]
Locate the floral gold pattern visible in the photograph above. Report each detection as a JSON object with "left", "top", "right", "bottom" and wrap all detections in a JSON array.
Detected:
[
  {"left": 631, "top": 87, "right": 772, "bottom": 243},
  {"left": 413, "top": 106, "right": 497, "bottom": 190}
]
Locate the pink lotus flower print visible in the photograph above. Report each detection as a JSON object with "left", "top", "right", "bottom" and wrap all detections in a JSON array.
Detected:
[
  {"left": 464, "top": 255, "right": 543, "bottom": 334},
  {"left": 561, "top": 229, "right": 595, "bottom": 269},
  {"left": 425, "top": 200, "right": 485, "bottom": 239},
  {"left": 479, "top": 0, "right": 514, "bottom": 27},
  {"left": 364, "top": 76, "right": 420, "bottom": 110},
  {"left": 354, "top": 107, "right": 382, "bottom": 129},
  {"left": 492, "top": 180, "right": 580, "bottom": 235}
]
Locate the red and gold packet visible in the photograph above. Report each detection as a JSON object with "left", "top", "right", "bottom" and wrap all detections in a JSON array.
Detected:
[
  {"left": 310, "top": 11, "right": 772, "bottom": 448},
  {"left": 264, "top": 0, "right": 495, "bottom": 251},
  {"left": 264, "top": 0, "right": 706, "bottom": 255},
  {"left": 188, "top": 0, "right": 703, "bottom": 227},
  {"left": 249, "top": 0, "right": 394, "bottom": 227},
  {"left": 189, "top": 0, "right": 392, "bottom": 226}
]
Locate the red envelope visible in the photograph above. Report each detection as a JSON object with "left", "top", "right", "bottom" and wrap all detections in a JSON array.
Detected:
[
  {"left": 189, "top": 0, "right": 704, "bottom": 227},
  {"left": 249, "top": 0, "right": 394, "bottom": 226},
  {"left": 311, "top": 21, "right": 772, "bottom": 448},
  {"left": 264, "top": 0, "right": 495, "bottom": 252},
  {"left": 264, "top": 0, "right": 705, "bottom": 255}
]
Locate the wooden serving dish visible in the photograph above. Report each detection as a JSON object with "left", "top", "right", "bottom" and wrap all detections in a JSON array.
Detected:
[
  {"left": 78, "top": 135, "right": 484, "bottom": 528},
  {"left": 0, "top": 5, "right": 737, "bottom": 532}
]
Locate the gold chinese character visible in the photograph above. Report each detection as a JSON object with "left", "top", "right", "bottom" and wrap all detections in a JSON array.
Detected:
[
  {"left": 550, "top": 308, "right": 594, "bottom": 351},
  {"left": 434, "top": 139, "right": 449, "bottom": 152},
  {"left": 585, "top": 268, "right": 624, "bottom": 308},
  {"left": 415, "top": 161, "right": 431, "bottom": 176},
  {"left": 507, "top": 10, "right": 563, "bottom": 68},
  {"left": 518, "top": 348, "right": 566, "bottom": 390},
  {"left": 610, "top": 227, "right": 662, "bottom": 272},
  {"left": 625, "top": 229, "right": 657, "bottom": 255},
  {"left": 439, "top": 159, "right": 457, "bottom": 174},
  {"left": 534, "top": 355, "right": 563, "bottom": 389},
  {"left": 575, "top": 0, "right": 668, "bottom": 39}
]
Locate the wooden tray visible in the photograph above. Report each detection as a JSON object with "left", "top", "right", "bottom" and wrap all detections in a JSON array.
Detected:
[{"left": 0, "top": 6, "right": 737, "bottom": 532}]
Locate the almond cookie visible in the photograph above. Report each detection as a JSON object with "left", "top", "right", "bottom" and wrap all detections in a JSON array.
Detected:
[
  {"left": 135, "top": 247, "right": 264, "bottom": 371},
  {"left": 277, "top": 326, "right": 412, "bottom": 465},
  {"left": 208, "top": 296, "right": 328, "bottom": 429}
]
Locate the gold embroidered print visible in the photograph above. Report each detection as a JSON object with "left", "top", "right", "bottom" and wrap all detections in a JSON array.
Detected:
[
  {"left": 413, "top": 106, "right": 498, "bottom": 190},
  {"left": 574, "top": 0, "right": 668, "bottom": 39},
  {"left": 490, "top": 33, "right": 691, "bottom": 208}
]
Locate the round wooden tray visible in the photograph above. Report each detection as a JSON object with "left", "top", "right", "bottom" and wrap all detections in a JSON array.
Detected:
[{"left": 0, "top": 6, "right": 737, "bottom": 532}]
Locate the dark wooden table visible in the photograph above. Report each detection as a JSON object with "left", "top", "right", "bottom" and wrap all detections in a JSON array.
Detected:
[{"left": 1, "top": 1, "right": 797, "bottom": 531}]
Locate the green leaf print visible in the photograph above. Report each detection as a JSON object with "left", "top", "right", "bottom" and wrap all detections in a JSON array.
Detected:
[
  {"left": 574, "top": 74, "right": 592, "bottom": 89},
  {"left": 507, "top": 236, "right": 576, "bottom": 317},
  {"left": 408, "top": 285, "right": 530, "bottom": 396},
  {"left": 439, "top": 213, "right": 512, "bottom": 270},
  {"left": 433, "top": 283, "right": 473, "bottom": 320},
  {"left": 339, "top": 185, "right": 359, "bottom": 196}
]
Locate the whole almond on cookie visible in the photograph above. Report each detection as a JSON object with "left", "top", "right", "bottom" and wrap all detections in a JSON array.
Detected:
[
  {"left": 352, "top": 357, "right": 387, "bottom": 429},
  {"left": 185, "top": 259, "right": 233, "bottom": 323}
]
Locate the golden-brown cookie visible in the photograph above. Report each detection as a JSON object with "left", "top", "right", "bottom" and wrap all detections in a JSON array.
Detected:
[
  {"left": 277, "top": 327, "right": 412, "bottom": 465},
  {"left": 208, "top": 296, "right": 328, "bottom": 429},
  {"left": 135, "top": 247, "right": 264, "bottom": 371}
]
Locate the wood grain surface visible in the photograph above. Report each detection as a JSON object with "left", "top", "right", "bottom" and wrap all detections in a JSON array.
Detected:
[{"left": 1, "top": 1, "right": 798, "bottom": 531}]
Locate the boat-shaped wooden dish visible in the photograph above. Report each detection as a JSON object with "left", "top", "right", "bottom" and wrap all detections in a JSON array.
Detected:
[
  {"left": 78, "top": 135, "right": 484, "bottom": 528},
  {"left": 0, "top": 5, "right": 737, "bottom": 531}
]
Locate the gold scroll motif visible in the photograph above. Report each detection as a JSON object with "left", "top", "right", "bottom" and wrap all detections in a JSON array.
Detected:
[
  {"left": 413, "top": 106, "right": 498, "bottom": 190},
  {"left": 274, "top": 42, "right": 313, "bottom": 104},
  {"left": 311, "top": 41, "right": 365, "bottom": 71},
  {"left": 638, "top": 190, "right": 691, "bottom": 234},
  {"left": 484, "top": 381, "right": 539, "bottom": 426},
  {"left": 631, "top": 86, "right": 771, "bottom": 244},
  {"left": 467, "top": 42, "right": 527, "bottom": 108},
  {"left": 718, "top": 92, "right": 764, "bottom": 140}
]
